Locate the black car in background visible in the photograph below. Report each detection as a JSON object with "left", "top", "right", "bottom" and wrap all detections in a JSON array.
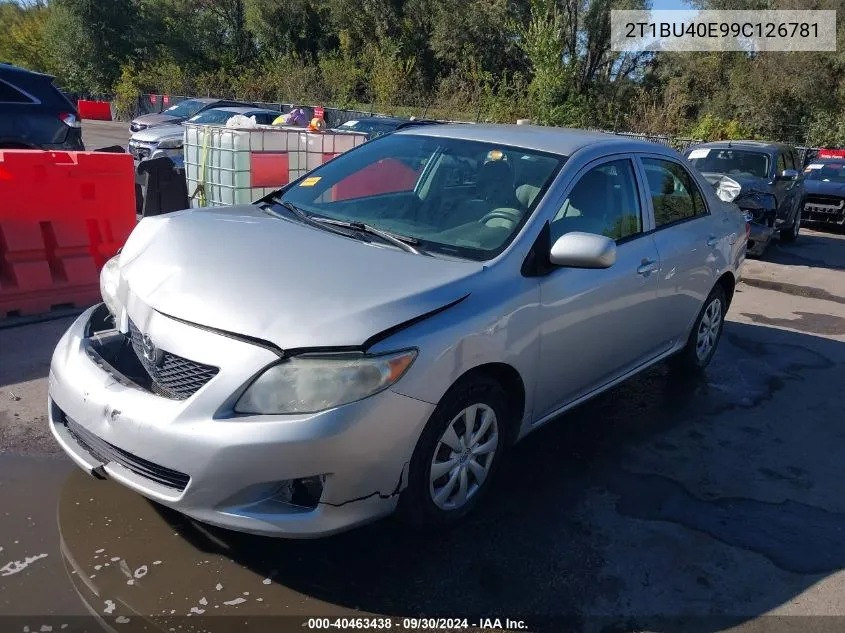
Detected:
[
  {"left": 800, "top": 158, "right": 845, "bottom": 229},
  {"left": 0, "top": 63, "right": 84, "bottom": 150},
  {"left": 129, "top": 97, "right": 258, "bottom": 132},
  {"left": 333, "top": 116, "right": 441, "bottom": 140},
  {"left": 685, "top": 140, "right": 805, "bottom": 256}
]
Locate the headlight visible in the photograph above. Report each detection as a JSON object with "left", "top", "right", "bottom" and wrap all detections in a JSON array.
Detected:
[
  {"left": 235, "top": 350, "right": 418, "bottom": 415},
  {"left": 99, "top": 255, "right": 121, "bottom": 318},
  {"left": 716, "top": 177, "right": 741, "bottom": 202},
  {"left": 157, "top": 137, "right": 183, "bottom": 149}
]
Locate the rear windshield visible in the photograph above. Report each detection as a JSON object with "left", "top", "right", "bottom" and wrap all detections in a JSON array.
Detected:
[
  {"left": 687, "top": 148, "right": 770, "bottom": 179},
  {"left": 163, "top": 99, "right": 208, "bottom": 118},
  {"left": 275, "top": 133, "right": 565, "bottom": 261}
]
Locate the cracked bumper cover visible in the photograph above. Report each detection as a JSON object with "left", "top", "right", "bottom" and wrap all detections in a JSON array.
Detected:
[
  {"left": 48, "top": 305, "right": 437, "bottom": 538},
  {"left": 746, "top": 222, "right": 774, "bottom": 256}
]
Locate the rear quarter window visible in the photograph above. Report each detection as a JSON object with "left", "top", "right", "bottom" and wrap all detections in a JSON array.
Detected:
[{"left": 0, "top": 79, "right": 34, "bottom": 104}]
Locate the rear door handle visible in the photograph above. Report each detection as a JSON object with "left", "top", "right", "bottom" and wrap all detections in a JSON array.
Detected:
[
  {"left": 706, "top": 236, "right": 719, "bottom": 248},
  {"left": 637, "top": 259, "right": 658, "bottom": 276}
]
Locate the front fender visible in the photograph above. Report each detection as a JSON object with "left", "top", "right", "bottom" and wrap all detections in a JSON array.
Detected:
[{"left": 376, "top": 275, "right": 542, "bottom": 435}]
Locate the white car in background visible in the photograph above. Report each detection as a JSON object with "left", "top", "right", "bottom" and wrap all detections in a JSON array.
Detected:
[{"left": 127, "top": 106, "right": 281, "bottom": 163}]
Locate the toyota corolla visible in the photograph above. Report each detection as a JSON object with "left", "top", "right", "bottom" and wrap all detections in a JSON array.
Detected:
[{"left": 48, "top": 125, "right": 746, "bottom": 538}]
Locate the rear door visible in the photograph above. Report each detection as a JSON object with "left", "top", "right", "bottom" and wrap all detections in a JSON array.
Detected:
[{"left": 637, "top": 154, "right": 719, "bottom": 346}]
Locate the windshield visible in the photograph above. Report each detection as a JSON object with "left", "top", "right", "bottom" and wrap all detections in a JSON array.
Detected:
[
  {"left": 188, "top": 109, "right": 239, "bottom": 125},
  {"left": 687, "top": 149, "right": 770, "bottom": 179},
  {"left": 275, "top": 134, "right": 564, "bottom": 261},
  {"left": 804, "top": 161, "right": 845, "bottom": 183},
  {"left": 163, "top": 99, "right": 207, "bottom": 118}
]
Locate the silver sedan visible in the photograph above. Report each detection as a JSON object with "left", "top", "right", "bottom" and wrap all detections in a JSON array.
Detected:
[{"left": 49, "top": 125, "right": 747, "bottom": 537}]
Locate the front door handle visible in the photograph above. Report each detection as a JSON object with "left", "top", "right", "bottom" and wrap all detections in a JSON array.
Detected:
[
  {"left": 706, "top": 235, "right": 719, "bottom": 248},
  {"left": 637, "top": 259, "right": 658, "bottom": 276}
]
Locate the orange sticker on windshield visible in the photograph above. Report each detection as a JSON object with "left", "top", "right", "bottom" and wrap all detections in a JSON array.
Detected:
[{"left": 300, "top": 176, "right": 321, "bottom": 187}]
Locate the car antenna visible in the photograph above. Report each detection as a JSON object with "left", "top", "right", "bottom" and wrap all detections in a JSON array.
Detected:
[{"left": 728, "top": 140, "right": 732, "bottom": 148}]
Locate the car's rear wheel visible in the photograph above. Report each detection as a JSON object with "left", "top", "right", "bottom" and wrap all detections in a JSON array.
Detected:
[
  {"left": 399, "top": 376, "right": 509, "bottom": 529},
  {"left": 669, "top": 284, "right": 726, "bottom": 374}
]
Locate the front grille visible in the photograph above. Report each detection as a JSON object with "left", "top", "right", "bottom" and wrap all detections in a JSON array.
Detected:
[
  {"left": 128, "top": 320, "right": 219, "bottom": 400},
  {"left": 804, "top": 195, "right": 845, "bottom": 215},
  {"left": 62, "top": 414, "right": 190, "bottom": 492}
]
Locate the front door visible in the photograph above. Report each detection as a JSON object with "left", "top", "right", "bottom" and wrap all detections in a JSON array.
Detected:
[{"left": 533, "top": 156, "right": 666, "bottom": 422}]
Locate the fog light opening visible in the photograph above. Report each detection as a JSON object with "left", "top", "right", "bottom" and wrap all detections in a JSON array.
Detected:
[{"left": 269, "top": 476, "right": 325, "bottom": 510}]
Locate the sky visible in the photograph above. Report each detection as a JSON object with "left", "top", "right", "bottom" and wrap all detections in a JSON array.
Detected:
[{"left": 651, "top": 0, "right": 695, "bottom": 9}]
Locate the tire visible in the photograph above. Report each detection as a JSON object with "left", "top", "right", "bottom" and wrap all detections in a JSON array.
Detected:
[
  {"left": 399, "top": 375, "right": 510, "bottom": 530},
  {"left": 669, "top": 284, "right": 727, "bottom": 374},
  {"left": 780, "top": 205, "right": 802, "bottom": 243}
]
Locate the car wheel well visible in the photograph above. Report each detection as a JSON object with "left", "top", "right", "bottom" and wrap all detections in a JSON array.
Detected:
[
  {"left": 452, "top": 363, "right": 525, "bottom": 442},
  {"left": 716, "top": 272, "right": 736, "bottom": 309}
]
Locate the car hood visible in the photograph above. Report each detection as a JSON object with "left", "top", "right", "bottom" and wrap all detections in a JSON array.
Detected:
[
  {"left": 131, "top": 123, "right": 183, "bottom": 143},
  {"left": 804, "top": 179, "right": 845, "bottom": 197},
  {"left": 118, "top": 206, "right": 484, "bottom": 350},
  {"left": 133, "top": 113, "right": 183, "bottom": 128}
]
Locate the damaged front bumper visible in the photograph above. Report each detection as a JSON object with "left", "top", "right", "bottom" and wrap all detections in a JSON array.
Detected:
[
  {"left": 48, "top": 304, "right": 436, "bottom": 538},
  {"left": 745, "top": 221, "right": 775, "bottom": 257}
]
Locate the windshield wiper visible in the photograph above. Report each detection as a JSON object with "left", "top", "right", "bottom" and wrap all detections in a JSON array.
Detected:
[
  {"left": 270, "top": 200, "right": 354, "bottom": 238},
  {"left": 267, "top": 199, "right": 425, "bottom": 255},
  {"left": 311, "top": 218, "right": 425, "bottom": 255}
]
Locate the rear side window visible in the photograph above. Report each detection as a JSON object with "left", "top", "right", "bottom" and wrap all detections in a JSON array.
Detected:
[
  {"left": 0, "top": 79, "right": 33, "bottom": 104},
  {"left": 642, "top": 158, "right": 707, "bottom": 228}
]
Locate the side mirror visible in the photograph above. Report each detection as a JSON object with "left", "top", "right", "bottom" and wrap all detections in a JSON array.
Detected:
[
  {"left": 549, "top": 231, "right": 616, "bottom": 269},
  {"left": 778, "top": 169, "right": 799, "bottom": 181}
]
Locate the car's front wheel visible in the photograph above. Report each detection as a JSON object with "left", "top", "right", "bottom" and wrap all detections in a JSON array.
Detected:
[
  {"left": 780, "top": 208, "right": 801, "bottom": 243},
  {"left": 399, "top": 376, "right": 508, "bottom": 529},
  {"left": 669, "top": 284, "right": 727, "bottom": 374}
]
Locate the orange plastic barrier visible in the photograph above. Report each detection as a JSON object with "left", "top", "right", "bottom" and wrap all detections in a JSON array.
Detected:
[
  {"left": 332, "top": 158, "right": 423, "bottom": 201},
  {"left": 0, "top": 150, "right": 135, "bottom": 317},
  {"left": 77, "top": 100, "right": 113, "bottom": 121}
]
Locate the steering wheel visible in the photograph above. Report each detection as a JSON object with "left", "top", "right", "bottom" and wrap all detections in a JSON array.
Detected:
[{"left": 479, "top": 208, "right": 522, "bottom": 225}]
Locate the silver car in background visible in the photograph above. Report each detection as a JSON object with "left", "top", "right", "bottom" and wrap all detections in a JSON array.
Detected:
[
  {"left": 127, "top": 106, "right": 281, "bottom": 163},
  {"left": 49, "top": 125, "right": 746, "bottom": 538}
]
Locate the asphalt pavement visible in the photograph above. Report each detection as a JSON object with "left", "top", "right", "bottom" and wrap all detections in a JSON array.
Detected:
[{"left": 2, "top": 175, "right": 845, "bottom": 631}]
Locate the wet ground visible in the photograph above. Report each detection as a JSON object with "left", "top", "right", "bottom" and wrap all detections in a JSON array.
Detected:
[{"left": 1, "top": 226, "right": 845, "bottom": 633}]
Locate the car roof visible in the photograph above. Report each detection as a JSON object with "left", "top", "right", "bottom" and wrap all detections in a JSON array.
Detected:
[
  {"left": 396, "top": 123, "right": 671, "bottom": 157},
  {"left": 0, "top": 62, "right": 53, "bottom": 80},
  {"left": 341, "top": 116, "right": 407, "bottom": 125},
  {"left": 692, "top": 140, "right": 794, "bottom": 153}
]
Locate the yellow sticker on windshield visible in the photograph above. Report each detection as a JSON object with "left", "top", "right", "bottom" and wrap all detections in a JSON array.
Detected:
[{"left": 300, "top": 176, "right": 321, "bottom": 187}]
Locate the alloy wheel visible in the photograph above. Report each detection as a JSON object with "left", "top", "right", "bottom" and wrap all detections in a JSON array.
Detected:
[
  {"left": 429, "top": 404, "right": 499, "bottom": 511},
  {"left": 696, "top": 298, "right": 722, "bottom": 362}
]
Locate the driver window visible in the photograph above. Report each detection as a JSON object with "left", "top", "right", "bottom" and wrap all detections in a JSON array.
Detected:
[
  {"left": 784, "top": 151, "right": 795, "bottom": 171},
  {"left": 777, "top": 153, "right": 787, "bottom": 176},
  {"left": 549, "top": 159, "right": 643, "bottom": 243}
]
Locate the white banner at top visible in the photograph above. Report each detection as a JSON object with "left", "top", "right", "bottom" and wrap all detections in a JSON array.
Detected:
[{"left": 611, "top": 10, "right": 837, "bottom": 52}]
